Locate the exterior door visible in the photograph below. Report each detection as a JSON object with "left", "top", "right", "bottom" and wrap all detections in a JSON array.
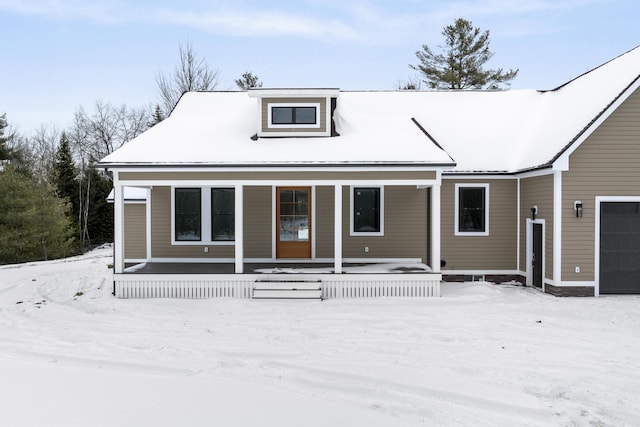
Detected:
[
  {"left": 276, "top": 187, "right": 311, "bottom": 259},
  {"left": 532, "top": 223, "right": 543, "bottom": 288},
  {"left": 600, "top": 202, "right": 640, "bottom": 294}
]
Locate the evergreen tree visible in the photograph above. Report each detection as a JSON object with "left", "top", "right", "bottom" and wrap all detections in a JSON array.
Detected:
[
  {"left": 410, "top": 18, "right": 518, "bottom": 90},
  {"left": 235, "top": 71, "right": 263, "bottom": 90},
  {"left": 0, "top": 113, "right": 9, "bottom": 161},
  {"left": 52, "top": 133, "right": 79, "bottom": 218},
  {"left": 148, "top": 104, "right": 164, "bottom": 128},
  {"left": 0, "top": 165, "right": 75, "bottom": 264}
]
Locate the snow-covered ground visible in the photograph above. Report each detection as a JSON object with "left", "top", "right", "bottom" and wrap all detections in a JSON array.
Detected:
[{"left": 1, "top": 246, "right": 639, "bottom": 426}]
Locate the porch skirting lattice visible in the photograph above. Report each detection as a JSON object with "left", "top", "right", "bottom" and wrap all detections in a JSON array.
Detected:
[{"left": 113, "top": 274, "right": 442, "bottom": 299}]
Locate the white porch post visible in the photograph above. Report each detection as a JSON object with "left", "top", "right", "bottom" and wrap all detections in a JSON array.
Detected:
[
  {"left": 235, "top": 184, "right": 244, "bottom": 274},
  {"left": 113, "top": 177, "right": 125, "bottom": 274},
  {"left": 431, "top": 177, "right": 441, "bottom": 273},
  {"left": 334, "top": 184, "right": 343, "bottom": 274}
]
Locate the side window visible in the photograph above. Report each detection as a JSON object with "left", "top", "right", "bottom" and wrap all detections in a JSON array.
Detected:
[
  {"left": 455, "top": 184, "right": 489, "bottom": 236},
  {"left": 352, "top": 187, "right": 383, "bottom": 235},
  {"left": 211, "top": 188, "right": 235, "bottom": 241},
  {"left": 175, "top": 188, "right": 201, "bottom": 241}
]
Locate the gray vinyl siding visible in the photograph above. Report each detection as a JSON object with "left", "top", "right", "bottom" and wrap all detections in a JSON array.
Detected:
[
  {"left": 148, "top": 185, "right": 429, "bottom": 262},
  {"left": 519, "top": 175, "right": 554, "bottom": 280},
  {"left": 315, "top": 186, "right": 335, "bottom": 258},
  {"left": 562, "top": 87, "right": 640, "bottom": 282},
  {"left": 261, "top": 97, "right": 327, "bottom": 133},
  {"left": 342, "top": 186, "right": 428, "bottom": 263},
  {"left": 441, "top": 179, "right": 517, "bottom": 271},
  {"left": 124, "top": 204, "right": 146, "bottom": 260},
  {"left": 244, "top": 186, "right": 271, "bottom": 258},
  {"left": 150, "top": 186, "right": 234, "bottom": 259}
]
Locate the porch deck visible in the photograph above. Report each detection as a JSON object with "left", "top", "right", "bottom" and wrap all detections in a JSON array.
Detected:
[
  {"left": 124, "top": 262, "right": 433, "bottom": 275},
  {"left": 115, "top": 261, "right": 441, "bottom": 299}
]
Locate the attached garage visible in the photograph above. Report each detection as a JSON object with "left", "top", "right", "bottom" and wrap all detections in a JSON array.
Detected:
[{"left": 600, "top": 202, "right": 640, "bottom": 294}]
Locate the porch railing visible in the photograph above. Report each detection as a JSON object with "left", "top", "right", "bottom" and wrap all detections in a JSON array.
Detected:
[{"left": 113, "top": 273, "right": 441, "bottom": 299}]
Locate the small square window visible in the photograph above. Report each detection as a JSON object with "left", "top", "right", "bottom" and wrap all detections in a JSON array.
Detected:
[{"left": 271, "top": 107, "right": 293, "bottom": 124}]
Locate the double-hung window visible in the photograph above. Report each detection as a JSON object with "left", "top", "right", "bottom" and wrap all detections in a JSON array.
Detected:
[
  {"left": 211, "top": 188, "right": 235, "bottom": 241},
  {"left": 175, "top": 188, "right": 201, "bottom": 241},
  {"left": 173, "top": 187, "right": 235, "bottom": 244},
  {"left": 351, "top": 186, "right": 384, "bottom": 236},
  {"left": 455, "top": 184, "right": 489, "bottom": 236}
]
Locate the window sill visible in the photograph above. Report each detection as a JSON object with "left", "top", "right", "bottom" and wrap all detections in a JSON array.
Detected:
[
  {"left": 454, "top": 231, "right": 489, "bottom": 237},
  {"left": 171, "top": 241, "right": 236, "bottom": 246},
  {"left": 350, "top": 231, "right": 384, "bottom": 237}
]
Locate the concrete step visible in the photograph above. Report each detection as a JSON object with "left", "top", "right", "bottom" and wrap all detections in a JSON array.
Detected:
[{"left": 254, "top": 282, "right": 321, "bottom": 291}]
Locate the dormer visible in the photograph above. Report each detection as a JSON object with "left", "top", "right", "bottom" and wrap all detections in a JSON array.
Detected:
[{"left": 248, "top": 88, "right": 340, "bottom": 138}]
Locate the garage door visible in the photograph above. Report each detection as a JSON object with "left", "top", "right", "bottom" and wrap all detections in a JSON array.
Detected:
[{"left": 600, "top": 202, "right": 640, "bottom": 294}]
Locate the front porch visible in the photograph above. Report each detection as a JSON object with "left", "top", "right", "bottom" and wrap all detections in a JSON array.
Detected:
[
  {"left": 111, "top": 171, "right": 445, "bottom": 299},
  {"left": 115, "top": 261, "right": 442, "bottom": 299}
]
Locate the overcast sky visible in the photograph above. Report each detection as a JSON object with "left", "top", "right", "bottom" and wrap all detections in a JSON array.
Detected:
[{"left": 1, "top": 0, "right": 639, "bottom": 133}]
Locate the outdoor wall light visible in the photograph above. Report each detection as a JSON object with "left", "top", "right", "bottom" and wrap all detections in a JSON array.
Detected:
[
  {"left": 574, "top": 201, "right": 583, "bottom": 218},
  {"left": 531, "top": 205, "right": 538, "bottom": 220}
]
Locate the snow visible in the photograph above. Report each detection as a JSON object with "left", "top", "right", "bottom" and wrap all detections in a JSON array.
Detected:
[
  {"left": 106, "top": 186, "right": 148, "bottom": 202},
  {"left": 100, "top": 46, "right": 640, "bottom": 174},
  {"left": 2, "top": 247, "right": 640, "bottom": 426},
  {"left": 254, "top": 262, "right": 432, "bottom": 274},
  {"left": 100, "top": 91, "right": 454, "bottom": 167}
]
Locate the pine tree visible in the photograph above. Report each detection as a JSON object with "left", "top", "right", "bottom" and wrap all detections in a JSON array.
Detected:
[
  {"left": 52, "top": 133, "right": 79, "bottom": 219},
  {"left": 148, "top": 104, "right": 164, "bottom": 128},
  {"left": 0, "top": 165, "right": 75, "bottom": 264},
  {"left": 235, "top": 71, "right": 263, "bottom": 90},
  {"left": 410, "top": 18, "right": 518, "bottom": 90},
  {"left": 0, "top": 113, "right": 9, "bottom": 161}
]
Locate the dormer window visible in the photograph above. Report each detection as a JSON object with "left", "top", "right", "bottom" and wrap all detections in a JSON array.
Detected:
[
  {"left": 248, "top": 88, "right": 339, "bottom": 137},
  {"left": 268, "top": 103, "right": 320, "bottom": 128}
]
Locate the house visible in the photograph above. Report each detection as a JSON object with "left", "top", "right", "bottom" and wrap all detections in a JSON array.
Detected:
[{"left": 99, "top": 45, "right": 640, "bottom": 298}]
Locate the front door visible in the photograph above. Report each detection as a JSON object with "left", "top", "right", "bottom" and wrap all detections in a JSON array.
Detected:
[
  {"left": 532, "top": 223, "right": 543, "bottom": 288},
  {"left": 276, "top": 187, "right": 311, "bottom": 259}
]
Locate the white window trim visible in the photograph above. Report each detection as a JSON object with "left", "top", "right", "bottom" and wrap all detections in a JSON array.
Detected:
[
  {"left": 350, "top": 185, "right": 384, "bottom": 237},
  {"left": 171, "top": 186, "right": 235, "bottom": 246},
  {"left": 454, "top": 183, "right": 490, "bottom": 236},
  {"left": 267, "top": 102, "right": 321, "bottom": 129}
]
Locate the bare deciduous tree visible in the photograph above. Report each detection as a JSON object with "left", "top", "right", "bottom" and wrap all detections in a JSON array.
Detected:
[
  {"left": 29, "top": 124, "right": 61, "bottom": 180},
  {"left": 156, "top": 42, "right": 219, "bottom": 115},
  {"left": 69, "top": 100, "right": 149, "bottom": 162}
]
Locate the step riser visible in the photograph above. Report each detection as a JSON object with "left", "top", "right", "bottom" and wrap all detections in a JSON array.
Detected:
[
  {"left": 254, "top": 283, "right": 321, "bottom": 291},
  {"left": 253, "top": 290, "right": 322, "bottom": 299}
]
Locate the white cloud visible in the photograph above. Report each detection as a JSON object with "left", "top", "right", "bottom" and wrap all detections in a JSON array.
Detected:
[
  {"left": 150, "top": 8, "right": 361, "bottom": 40},
  {"left": 0, "top": 0, "right": 130, "bottom": 23},
  {"left": 0, "top": 0, "right": 615, "bottom": 42}
]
